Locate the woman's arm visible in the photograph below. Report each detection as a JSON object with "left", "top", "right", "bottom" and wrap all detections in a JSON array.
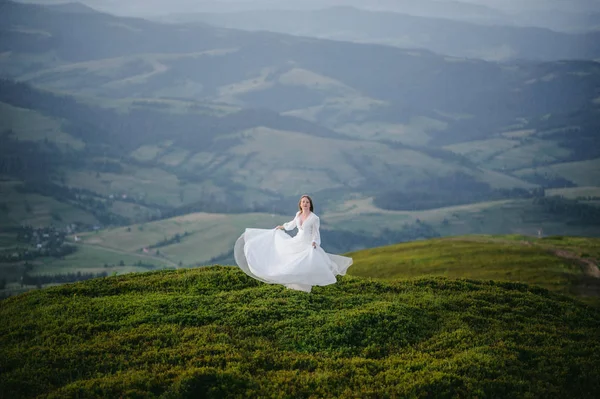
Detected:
[
  {"left": 311, "top": 216, "right": 321, "bottom": 248},
  {"left": 277, "top": 212, "right": 299, "bottom": 231}
]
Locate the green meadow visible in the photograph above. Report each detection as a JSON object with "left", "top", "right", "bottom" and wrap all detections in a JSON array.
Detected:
[
  {"left": 347, "top": 235, "right": 600, "bottom": 305},
  {"left": 75, "top": 212, "right": 278, "bottom": 266},
  {"left": 1, "top": 267, "right": 599, "bottom": 398}
]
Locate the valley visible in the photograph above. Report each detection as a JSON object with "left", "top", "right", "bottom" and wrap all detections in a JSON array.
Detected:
[{"left": 0, "top": 0, "right": 599, "bottom": 299}]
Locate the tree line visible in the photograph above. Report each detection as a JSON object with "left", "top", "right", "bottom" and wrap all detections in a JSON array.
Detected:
[
  {"left": 534, "top": 196, "right": 600, "bottom": 225},
  {"left": 374, "top": 172, "right": 546, "bottom": 211}
]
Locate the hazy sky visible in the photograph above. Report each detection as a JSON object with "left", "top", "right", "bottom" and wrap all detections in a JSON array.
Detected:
[{"left": 18, "top": 0, "right": 600, "bottom": 15}]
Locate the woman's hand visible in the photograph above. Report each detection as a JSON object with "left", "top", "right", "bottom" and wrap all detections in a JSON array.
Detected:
[
  {"left": 312, "top": 241, "right": 317, "bottom": 248},
  {"left": 276, "top": 225, "right": 284, "bottom": 230}
]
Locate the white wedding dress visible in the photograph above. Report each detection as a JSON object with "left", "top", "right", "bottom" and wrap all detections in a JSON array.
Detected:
[{"left": 234, "top": 211, "right": 353, "bottom": 292}]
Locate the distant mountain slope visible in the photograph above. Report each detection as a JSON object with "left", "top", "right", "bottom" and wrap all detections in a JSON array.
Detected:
[
  {"left": 1, "top": 267, "right": 599, "bottom": 398},
  {"left": 0, "top": 0, "right": 599, "bottom": 236},
  {"left": 13, "top": 0, "right": 509, "bottom": 21},
  {"left": 0, "top": 80, "right": 542, "bottom": 231},
  {"left": 162, "top": 6, "right": 600, "bottom": 61},
  {"left": 2, "top": 0, "right": 599, "bottom": 151}
]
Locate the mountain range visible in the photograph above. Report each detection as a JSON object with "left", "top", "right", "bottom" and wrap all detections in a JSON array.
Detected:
[
  {"left": 0, "top": 0, "right": 599, "bottom": 237},
  {"left": 160, "top": 6, "right": 600, "bottom": 61}
]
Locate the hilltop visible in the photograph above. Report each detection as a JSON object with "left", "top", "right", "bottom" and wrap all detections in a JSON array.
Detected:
[
  {"left": 347, "top": 235, "right": 600, "bottom": 306},
  {"left": 1, "top": 266, "right": 599, "bottom": 398}
]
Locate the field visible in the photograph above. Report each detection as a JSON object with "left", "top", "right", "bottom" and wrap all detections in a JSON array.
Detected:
[
  {"left": 75, "top": 212, "right": 279, "bottom": 266},
  {"left": 514, "top": 159, "right": 600, "bottom": 187},
  {"left": 0, "top": 179, "right": 99, "bottom": 228},
  {"left": 3, "top": 186, "right": 600, "bottom": 300},
  {"left": 1, "top": 267, "right": 599, "bottom": 398},
  {"left": 63, "top": 166, "right": 211, "bottom": 208},
  {"left": 0, "top": 102, "right": 84, "bottom": 150},
  {"left": 210, "top": 126, "right": 467, "bottom": 194},
  {"left": 347, "top": 235, "right": 600, "bottom": 305},
  {"left": 336, "top": 117, "right": 447, "bottom": 146},
  {"left": 324, "top": 196, "right": 599, "bottom": 237}
]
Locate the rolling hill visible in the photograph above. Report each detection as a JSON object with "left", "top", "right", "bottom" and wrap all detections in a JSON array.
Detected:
[
  {"left": 1, "top": 266, "right": 599, "bottom": 398},
  {"left": 347, "top": 235, "right": 600, "bottom": 305}
]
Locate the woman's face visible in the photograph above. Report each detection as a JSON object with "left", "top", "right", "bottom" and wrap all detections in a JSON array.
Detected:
[{"left": 300, "top": 197, "right": 311, "bottom": 212}]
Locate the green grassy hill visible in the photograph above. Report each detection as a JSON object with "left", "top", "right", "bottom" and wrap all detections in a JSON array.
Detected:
[
  {"left": 348, "top": 235, "right": 600, "bottom": 305},
  {"left": 1, "top": 266, "right": 599, "bottom": 398}
]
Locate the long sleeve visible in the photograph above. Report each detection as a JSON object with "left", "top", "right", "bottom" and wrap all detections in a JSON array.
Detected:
[
  {"left": 283, "top": 212, "right": 299, "bottom": 231},
  {"left": 311, "top": 216, "right": 321, "bottom": 246}
]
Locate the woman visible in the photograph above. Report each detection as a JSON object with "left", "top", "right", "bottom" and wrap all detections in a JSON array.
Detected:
[{"left": 234, "top": 195, "right": 353, "bottom": 292}]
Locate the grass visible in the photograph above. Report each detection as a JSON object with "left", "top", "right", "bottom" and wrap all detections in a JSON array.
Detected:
[
  {"left": 221, "top": 126, "right": 468, "bottom": 193},
  {"left": 443, "top": 138, "right": 517, "bottom": 164},
  {"left": 0, "top": 102, "right": 84, "bottom": 150},
  {"left": 62, "top": 166, "right": 209, "bottom": 208},
  {"left": 282, "top": 94, "right": 386, "bottom": 126},
  {"left": 486, "top": 139, "right": 571, "bottom": 171},
  {"left": 337, "top": 119, "right": 438, "bottom": 146},
  {"left": 347, "top": 235, "right": 600, "bottom": 305},
  {"left": 277, "top": 68, "right": 353, "bottom": 90},
  {"left": 75, "top": 212, "right": 279, "bottom": 265},
  {"left": 29, "top": 244, "right": 169, "bottom": 275},
  {"left": 0, "top": 180, "right": 99, "bottom": 229},
  {"left": 108, "top": 200, "right": 160, "bottom": 223},
  {"left": 157, "top": 148, "right": 190, "bottom": 167},
  {"left": 130, "top": 144, "right": 165, "bottom": 162},
  {"left": 443, "top": 136, "right": 572, "bottom": 171},
  {"left": 1, "top": 267, "right": 599, "bottom": 398},
  {"left": 0, "top": 244, "right": 173, "bottom": 298}
]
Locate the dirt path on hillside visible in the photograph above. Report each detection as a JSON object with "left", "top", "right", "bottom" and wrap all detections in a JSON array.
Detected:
[
  {"left": 552, "top": 250, "right": 600, "bottom": 278},
  {"left": 455, "top": 236, "right": 600, "bottom": 286}
]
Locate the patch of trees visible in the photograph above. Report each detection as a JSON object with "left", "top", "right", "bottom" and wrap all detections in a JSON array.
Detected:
[
  {"left": 382, "top": 140, "right": 476, "bottom": 168},
  {"left": 16, "top": 180, "right": 130, "bottom": 226},
  {"left": 531, "top": 105, "right": 600, "bottom": 161},
  {"left": 148, "top": 232, "right": 190, "bottom": 249},
  {"left": 0, "top": 225, "right": 77, "bottom": 262},
  {"left": 0, "top": 244, "right": 77, "bottom": 263},
  {"left": 534, "top": 196, "right": 600, "bottom": 225},
  {"left": 374, "top": 172, "right": 544, "bottom": 211},
  {"left": 133, "top": 261, "right": 157, "bottom": 270},
  {"left": 320, "top": 221, "right": 440, "bottom": 254},
  {"left": 159, "top": 191, "right": 290, "bottom": 219},
  {"left": 0, "top": 133, "right": 68, "bottom": 180},
  {"left": 520, "top": 172, "right": 577, "bottom": 189}
]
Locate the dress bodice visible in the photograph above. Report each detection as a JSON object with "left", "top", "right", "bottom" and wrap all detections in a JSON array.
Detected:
[{"left": 283, "top": 211, "right": 321, "bottom": 246}]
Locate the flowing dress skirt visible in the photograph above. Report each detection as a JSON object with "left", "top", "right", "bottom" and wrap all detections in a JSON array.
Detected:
[{"left": 234, "top": 228, "right": 353, "bottom": 292}]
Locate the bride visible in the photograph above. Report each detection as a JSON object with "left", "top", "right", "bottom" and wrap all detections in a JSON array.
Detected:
[{"left": 234, "top": 195, "right": 353, "bottom": 292}]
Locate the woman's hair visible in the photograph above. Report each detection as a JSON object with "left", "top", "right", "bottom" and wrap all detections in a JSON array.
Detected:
[{"left": 298, "top": 195, "right": 314, "bottom": 213}]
